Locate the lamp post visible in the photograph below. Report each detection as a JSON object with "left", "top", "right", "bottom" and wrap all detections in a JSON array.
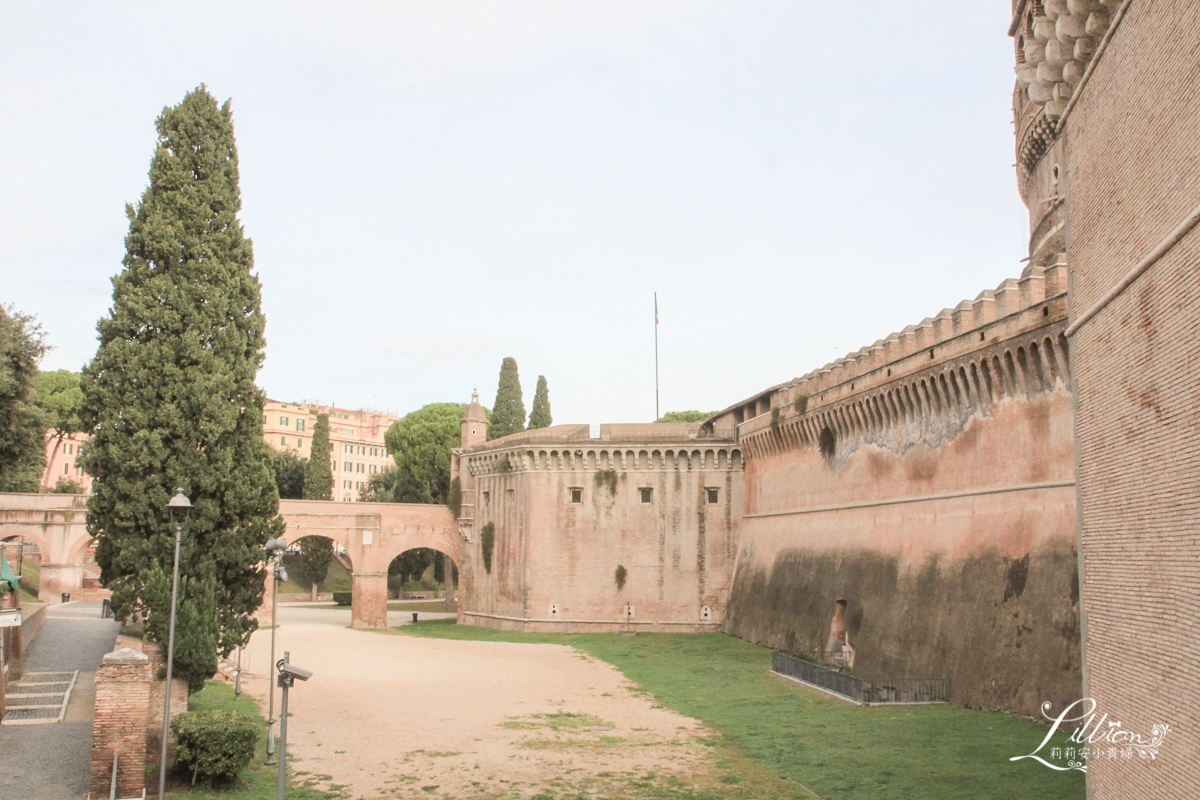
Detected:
[
  {"left": 158, "top": 487, "right": 192, "bottom": 800},
  {"left": 263, "top": 537, "right": 288, "bottom": 765}
]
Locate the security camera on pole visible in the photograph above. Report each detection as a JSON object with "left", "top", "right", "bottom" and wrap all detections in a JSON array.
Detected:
[
  {"left": 263, "top": 537, "right": 289, "bottom": 764},
  {"left": 275, "top": 651, "right": 313, "bottom": 800}
]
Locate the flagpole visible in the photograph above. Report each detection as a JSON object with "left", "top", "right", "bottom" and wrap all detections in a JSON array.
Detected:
[{"left": 654, "top": 292, "right": 659, "bottom": 421}]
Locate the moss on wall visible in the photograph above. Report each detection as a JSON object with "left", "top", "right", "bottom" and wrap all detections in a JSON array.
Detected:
[{"left": 724, "top": 543, "right": 1081, "bottom": 715}]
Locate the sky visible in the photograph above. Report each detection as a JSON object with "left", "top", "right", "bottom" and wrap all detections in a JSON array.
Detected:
[{"left": 1, "top": 1, "right": 1029, "bottom": 424}]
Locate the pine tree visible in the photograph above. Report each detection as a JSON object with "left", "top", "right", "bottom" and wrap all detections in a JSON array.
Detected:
[
  {"left": 527, "top": 375, "right": 552, "bottom": 430},
  {"left": 487, "top": 357, "right": 525, "bottom": 440},
  {"left": 303, "top": 413, "right": 333, "bottom": 500},
  {"left": 80, "top": 86, "right": 283, "bottom": 691}
]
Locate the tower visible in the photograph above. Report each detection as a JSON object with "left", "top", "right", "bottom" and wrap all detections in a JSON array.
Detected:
[{"left": 461, "top": 390, "right": 487, "bottom": 449}]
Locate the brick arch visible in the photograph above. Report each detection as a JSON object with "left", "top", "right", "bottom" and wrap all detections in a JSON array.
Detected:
[{"left": 275, "top": 499, "right": 460, "bottom": 629}]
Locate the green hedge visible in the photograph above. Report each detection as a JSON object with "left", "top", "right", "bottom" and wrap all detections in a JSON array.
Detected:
[
  {"left": 333, "top": 591, "right": 352, "bottom": 606},
  {"left": 171, "top": 709, "right": 258, "bottom": 786}
]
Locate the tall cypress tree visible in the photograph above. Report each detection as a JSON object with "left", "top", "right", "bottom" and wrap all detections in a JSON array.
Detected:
[
  {"left": 303, "top": 413, "right": 333, "bottom": 500},
  {"left": 487, "top": 357, "right": 525, "bottom": 440},
  {"left": 528, "top": 375, "right": 552, "bottom": 430},
  {"left": 298, "top": 412, "right": 334, "bottom": 598},
  {"left": 80, "top": 86, "right": 283, "bottom": 691}
]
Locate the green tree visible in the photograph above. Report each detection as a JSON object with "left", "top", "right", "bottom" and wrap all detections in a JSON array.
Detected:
[
  {"left": 0, "top": 305, "right": 48, "bottom": 492},
  {"left": 49, "top": 477, "right": 84, "bottom": 494},
  {"left": 384, "top": 403, "right": 469, "bottom": 503},
  {"left": 527, "top": 375, "right": 552, "bottom": 430},
  {"left": 359, "top": 466, "right": 398, "bottom": 502},
  {"left": 297, "top": 413, "right": 333, "bottom": 598},
  {"left": 267, "top": 448, "right": 306, "bottom": 500},
  {"left": 656, "top": 410, "right": 716, "bottom": 423},
  {"left": 80, "top": 86, "right": 283, "bottom": 691},
  {"left": 303, "top": 413, "right": 332, "bottom": 501},
  {"left": 35, "top": 369, "right": 84, "bottom": 488},
  {"left": 388, "top": 548, "right": 434, "bottom": 587},
  {"left": 488, "top": 357, "right": 525, "bottom": 440}
]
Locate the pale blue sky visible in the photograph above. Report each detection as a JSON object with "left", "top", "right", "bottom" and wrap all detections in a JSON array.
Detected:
[{"left": 2, "top": 2, "right": 1027, "bottom": 423}]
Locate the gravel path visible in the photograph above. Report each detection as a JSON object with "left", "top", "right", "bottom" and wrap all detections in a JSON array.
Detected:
[
  {"left": 0, "top": 601, "right": 121, "bottom": 800},
  {"left": 240, "top": 605, "right": 710, "bottom": 799}
]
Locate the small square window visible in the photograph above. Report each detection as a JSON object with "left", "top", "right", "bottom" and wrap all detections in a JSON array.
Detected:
[
  {"left": 707, "top": 488, "right": 719, "bottom": 504},
  {"left": 280, "top": 416, "right": 289, "bottom": 426},
  {"left": 570, "top": 488, "right": 583, "bottom": 504},
  {"left": 640, "top": 488, "right": 653, "bottom": 504}
]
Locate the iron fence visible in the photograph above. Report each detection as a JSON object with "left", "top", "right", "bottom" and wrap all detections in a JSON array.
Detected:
[{"left": 771, "top": 652, "right": 950, "bottom": 705}]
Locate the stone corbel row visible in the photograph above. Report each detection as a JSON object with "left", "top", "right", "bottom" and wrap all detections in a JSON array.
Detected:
[
  {"left": 785, "top": 261, "right": 1067, "bottom": 404},
  {"left": 1015, "top": 0, "right": 1120, "bottom": 119}
]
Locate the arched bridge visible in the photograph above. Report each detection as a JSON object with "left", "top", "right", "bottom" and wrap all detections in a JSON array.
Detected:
[
  {"left": 271, "top": 499, "right": 462, "bottom": 628},
  {"left": 0, "top": 494, "right": 463, "bottom": 629}
]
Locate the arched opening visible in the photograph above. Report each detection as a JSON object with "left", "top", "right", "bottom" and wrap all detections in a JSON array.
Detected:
[
  {"left": 386, "top": 548, "right": 459, "bottom": 614},
  {"left": 1, "top": 531, "right": 50, "bottom": 600},
  {"left": 278, "top": 534, "right": 349, "bottom": 602}
]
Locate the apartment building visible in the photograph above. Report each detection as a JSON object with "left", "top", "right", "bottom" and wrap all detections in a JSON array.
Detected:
[{"left": 262, "top": 400, "right": 401, "bottom": 502}]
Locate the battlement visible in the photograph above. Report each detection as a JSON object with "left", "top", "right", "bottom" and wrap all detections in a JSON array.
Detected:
[{"left": 710, "top": 261, "right": 1071, "bottom": 462}]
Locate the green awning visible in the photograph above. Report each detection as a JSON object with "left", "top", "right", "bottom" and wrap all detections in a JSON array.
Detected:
[{"left": 0, "top": 554, "right": 18, "bottom": 593}]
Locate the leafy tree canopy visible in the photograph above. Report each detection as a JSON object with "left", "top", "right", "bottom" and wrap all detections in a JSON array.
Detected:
[
  {"left": 0, "top": 305, "right": 48, "bottom": 492},
  {"left": 528, "top": 374, "right": 552, "bottom": 430},
  {"left": 80, "top": 86, "right": 282, "bottom": 691},
  {"left": 383, "top": 402, "right": 470, "bottom": 504},
  {"left": 655, "top": 410, "right": 716, "bottom": 423},
  {"left": 36, "top": 369, "right": 84, "bottom": 489},
  {"left": 487, "top": 357, "right": 525, "bottom": 440},
  {"left": 268, "top": 448, "right": 307, "bottom": 500},
  {"left": 360, "top": 466, "right": 399, "bottom": 502}
]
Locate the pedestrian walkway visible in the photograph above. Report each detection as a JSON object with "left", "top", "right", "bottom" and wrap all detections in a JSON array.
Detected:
[{"left": 0, "top": 601, "right": 121, "bottom": 800}]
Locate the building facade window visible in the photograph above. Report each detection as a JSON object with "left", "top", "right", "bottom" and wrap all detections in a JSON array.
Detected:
[
  {"left": 281, "top": 436, "right": 287, "bottom": 446},
  {"left": 64, "top": 462, "right": 70, "bottom": 475},
  {"left": 707, "top": 488, "right": 719, "bottom": 504},
  {"left": 640, "top": 488, "right": 653, "bottom": 503},
  {"left": 570, "top": 488, "right": 583, "bottom": 504},
  {"left": 357, "top": 463, "right": 364, "bottom": 473},
  {"left": 296, "top": 419, "right": 305, "bottom": 432},
  {"left": 370, "top": 464, "right": 377, "bottom": 474},
  {"left": 344, "top": 480, "right": 351, "bottom": 489},
  {"left": 483, "top": 492, "right": 490, "bottom": 509},
  {"left": 280, "top": 416, "right": 289, "bottom": 426},
  {"left": 65, "top": 443, "right": 72, "bottom": 454},
  {"left": 344, "top": 461, "right": 352, "bottom": 471}
]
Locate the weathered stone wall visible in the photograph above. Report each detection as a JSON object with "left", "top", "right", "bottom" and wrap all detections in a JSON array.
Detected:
[
  {"left": 1047, "top": 0, "right": 1200, "bottom": 796},
  {"left": 457, "top": 432, "right": 742, "bottom": 632},
  {"left": 718, "top": 270, "right": 1080, "bottom": 716}
]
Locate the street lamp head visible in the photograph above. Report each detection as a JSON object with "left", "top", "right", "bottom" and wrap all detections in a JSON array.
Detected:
[
  {"left": 265, "top": 537, "right": 288, "bottom": 556},
  {"left": 167, "top": 487, "right": 192, "bottom": 526}
]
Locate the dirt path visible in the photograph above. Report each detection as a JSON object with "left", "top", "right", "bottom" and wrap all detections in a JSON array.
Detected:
[{"left": 239, "top": 607, "right": 713, "bottom": 799}]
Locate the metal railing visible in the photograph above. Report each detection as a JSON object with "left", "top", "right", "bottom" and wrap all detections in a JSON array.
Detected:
[{"left": 771, "top": 652, "right": 950, "bottom": 705}]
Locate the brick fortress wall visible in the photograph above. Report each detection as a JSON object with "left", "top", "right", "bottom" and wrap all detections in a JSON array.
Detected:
[
  {"left": 1022, "top": 0, "right": 1200, "bottom": 795},
  {"left": 712, "top": 264, "right": 1081, "bottom": 715},
  {"left": 454, "top": 425, "right": 742, "bottom": 632}
]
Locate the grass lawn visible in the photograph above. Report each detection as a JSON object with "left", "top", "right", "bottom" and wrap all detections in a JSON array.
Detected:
[
  {"left": 165, "top": 681, "right": 341, "bottom": 799},
  {"left": 18, "top": 559, "right": 40, "bottom": 604},
  {"left": 398, "top": 620, "right": 1086, "bottom": 800}
]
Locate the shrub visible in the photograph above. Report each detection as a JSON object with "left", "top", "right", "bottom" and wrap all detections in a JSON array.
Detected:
[
  {"left": 447, "top": 477, "right": 462, "bottom": 518},
  {"left": 332, "top": 592, "right": 352, "bottom": 606},
  {"left": 794, "top": 393, "right": 809, "bottom": 415},
  {"left": 615, "top": 564, "right": 627, "bottom": 591},
  {"left": 171, "top": 709, "right": 258, "bottom": 786},
  {"left": 481, "top": 523, "right": 495, "bottom": 574},
  {"left": 593, "top": 469, "right": 618, "bottom": 496}
]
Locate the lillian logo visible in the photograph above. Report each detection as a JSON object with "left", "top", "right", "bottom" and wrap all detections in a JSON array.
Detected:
[{"left": 1011, "top": 698, "right": 1170, "bottom": 772}]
